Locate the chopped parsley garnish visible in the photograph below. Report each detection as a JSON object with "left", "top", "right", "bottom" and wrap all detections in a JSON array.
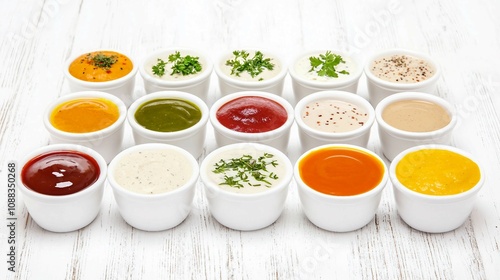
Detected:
[
  {"left": 152, "top": 51, "right": 202, "bottom": 77},
  {"left": 308, "top": 51, "right": 349, "bottom": 78},
  {"left": 225, "top": 50, "right": 275, "bottom": 79},
  {"left": 86, "top": 52, "right": 118, "bottom": 69},
  {"left": 212, "top": 153, "right": 279, "bottom": 188}
]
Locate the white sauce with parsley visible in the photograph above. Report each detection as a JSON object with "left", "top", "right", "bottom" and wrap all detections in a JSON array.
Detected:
[
  {"left": 220, "top": 52, "right": 281, "bottom": 82},
  {"left": 145, "top": 51, "right": 205, "bottom": 81},
  {"left": 206, "top": 148, "right": 286, "bottom": 194},
  {"left": 294, "top": 52, "right": 355, "bottom": 82},
  {"left": 370, "top": 54, "right": 435, "bottom": 83},
  {"left": 113, "top": 149, "right": 192, "bottom": 194}
]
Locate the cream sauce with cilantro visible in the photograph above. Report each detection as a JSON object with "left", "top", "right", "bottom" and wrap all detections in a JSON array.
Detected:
[{"left": 294, "top": 52, "right": 355, "bottom": 82}]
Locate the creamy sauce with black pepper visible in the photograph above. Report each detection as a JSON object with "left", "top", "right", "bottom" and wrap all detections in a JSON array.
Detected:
[
  {"left": 370, "top": 54, "right": 435, "bottom": 83},
  {"left": 113, "top": 149, "right": 192, "bottom": 194},
  {"left": 301, "top": 100, "right": 369, "bottom": 132}
]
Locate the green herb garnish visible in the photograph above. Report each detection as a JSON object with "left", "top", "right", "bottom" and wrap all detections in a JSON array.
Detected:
[
  {"left": 212, "top": 153, "right": 279, "bottom": 188},
  {"left": 308, "top": 51, "right": 349, "bottom": 78},
  {"left": 225, "top": 50, "right": 275, "bottom": 79},
  {"left": 152, "top": 51, "right": 203, "bottom": 77},
  {"left": 86, "top": 52, "right": 118, "bottom": 69}
]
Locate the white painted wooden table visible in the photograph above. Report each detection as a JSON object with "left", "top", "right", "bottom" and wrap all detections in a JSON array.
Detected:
[{"left": 1, "top": 0, "right": 499, "bottom": 279}]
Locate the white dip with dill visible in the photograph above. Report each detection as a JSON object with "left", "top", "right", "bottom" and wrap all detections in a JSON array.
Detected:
[
  {"left": 206, "top": 148, "right": 286, "bottom": 194},
  {"left": 113, "top": 149, "right": 192, "bottom": 194},
  {"left": 220, "top": 51, "right": 281, "bottom": 82},
  {"left": 145, "top": 51, "right": 205, "bottom": 81}
]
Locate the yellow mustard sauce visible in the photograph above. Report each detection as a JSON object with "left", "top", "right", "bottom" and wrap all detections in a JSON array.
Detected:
[{"left": 396, "top": 149, "right": 480, "bottom": 195}]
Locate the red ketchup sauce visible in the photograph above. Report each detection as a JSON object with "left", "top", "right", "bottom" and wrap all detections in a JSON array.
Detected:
[
  {"left": 21, "top": 151, "right": 100, "bottom": 196},
  {"left": 216, "top": 96, "right": 288, "bottom": 133}
]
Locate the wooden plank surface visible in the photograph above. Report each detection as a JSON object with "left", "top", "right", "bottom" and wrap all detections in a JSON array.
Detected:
[{"left": 1, "top": 0, "right": 499, "bottom": 279}]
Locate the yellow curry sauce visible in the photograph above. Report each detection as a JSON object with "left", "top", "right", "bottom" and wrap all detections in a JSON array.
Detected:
[
  {"left": 50, "top": 98, "right": 120, "bottom": 133},
  {"left": 69, "top": 51, "right": 133, "bottom": 82},
  {"left": 396, "top": 149, "right": 480, "bottom": 195}
]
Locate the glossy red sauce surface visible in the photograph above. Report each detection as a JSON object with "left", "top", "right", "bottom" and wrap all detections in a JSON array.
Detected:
[
  {"left": 216, "top": 96, "right": 288, "bottom": 133},
  {"left": 21, "top": 150, "right": 100, "bottom": 196}
]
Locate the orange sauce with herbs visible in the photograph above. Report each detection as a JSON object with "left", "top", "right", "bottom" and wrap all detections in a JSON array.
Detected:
[
  {"left": 50, "top": 98, "right": 120, "bottom": 133},
  {"left": 69, "top": 51, "right": 133, "bottom": 82},
  {"left": 298, "top": 147, "right": 385, "bottom": 196}
]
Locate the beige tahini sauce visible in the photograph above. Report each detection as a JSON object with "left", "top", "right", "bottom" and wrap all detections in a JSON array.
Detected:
[
  {"left": 206, "top": 148, "right": 286, "bottom": 194},
  {"left": 382, "top": 99, "right": 451, "bottom": 132},
  {"left": 301, "top": 99, "right": 369, "bottom": 133},
  {"left": 113, "top": 149, "right": 192, "bottom": 194},
  {"left": 220, "top": 52, "right": 281, "bottom": 81},
  {"left": 370, "top": 54, "right": 435, "bottom": 83}
]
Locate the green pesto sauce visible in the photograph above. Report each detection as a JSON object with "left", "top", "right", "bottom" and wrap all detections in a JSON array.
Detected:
[{"left": 135, "top": 98, "right": 202, "bottom": 132}]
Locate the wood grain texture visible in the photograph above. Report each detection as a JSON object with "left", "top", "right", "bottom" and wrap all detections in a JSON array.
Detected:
[{"left": 1, "top": 0, "right": 499, "bottom": 279}]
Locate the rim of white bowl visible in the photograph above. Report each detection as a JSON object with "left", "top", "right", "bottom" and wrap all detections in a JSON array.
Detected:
[
  {"left": 44, "top": 91, "right": 127, "bottom": 140},
  {"left": 19, "top": 143, "right": 107, "bottom": 201},
  {"left": 63, "top": 49, "right": 138, "bottom": 88},
  {"left": 139, "top": 48, "right": 213, "bottom": 87},
  {"left": 107, "top": 143, "right": 200, "bottom": 199},
  {"left": 209, "top": 91, "right": 295, "bottom": 141},
  {"left": 214, "top": 49, "right": 288, "bottom": 88},
  {"left": 375, "top": 92, "right": 457, "bottom": 140},
  {"left": 294, "top": 90, "right": 375, "bottom": 139},
  {"left": 363, "top": 48, "right": 441, "bottom": 90},
  {"left": 200, "top": 142, "right": 293, "bottom": 199},
  {"left": 294, "top": 144, "right": 388, "bottom": 201},
  {"left": 389, "top": 144, "right": 485, "bottom": 202},
  {"left": 127, "top": 91, "right": 209, "bottom": 140},
  {"left": 288, "top": 49, "right": 364, "bottom": 88}
]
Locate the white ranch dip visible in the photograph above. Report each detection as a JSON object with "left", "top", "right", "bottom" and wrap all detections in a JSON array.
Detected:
[
  {"left": 370, "top": 54, "right": 435, "bottom": 83},
  {"left": 301, "top": 99, "right": 369, "bottom": 133},
  {"left": 145, "top": 51, "right": 205, "bottom": 81},
  {"left": 294, "top": 52, "right": 356, "bottom": 82},
  {"left": 113, "top": 149, "right": 192, "bottom": 194},
  {"left": 206, "top": 148, "right": 286, "bottom": 194},
  {"left": 220, "top": 51, "right": 281, "bottom": 81}
]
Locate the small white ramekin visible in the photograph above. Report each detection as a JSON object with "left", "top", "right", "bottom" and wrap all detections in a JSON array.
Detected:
[
  {"left": 107, "top": 143, "right": 199, "bottom": 231},
  {"left": 390, "top": 144, "right": 484, "bottom": 233},
  {"left": 139, "top": 48, "right": 213, "bottom": 103},
  {"left": 289, "top": 50, "right": 363, "bottom": 103},
  {"left": 19, "top": 144, "right": 107, "bottom": 232},
  {"left": 375, "top": 91, "right": 457, "bottom": 161},
  {"left": 63, "top": 49, "right": 138, "bottom": 107},
  {"left": 43, "top": 91, "right": 127, "bottom": 163},
  {"left": 209, "top": 91, "right": 294, "bottom": 152},
  {"left": 214, "top": 49, "right": 288, "bottom": 96},
  {"left": 200, "top": 143, "right": 293, "bottom": 231},
  {"left": 127, "top": 91, "right": 209, "bottom": 159},
  {"left": 364, "top": 49, "right": 441, "bottom": 107},
  {"left": 294, "top": 90, "right": 375, "bottom": 152}
]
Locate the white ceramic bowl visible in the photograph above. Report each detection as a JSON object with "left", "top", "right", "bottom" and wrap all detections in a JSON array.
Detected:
[
  {"left": 63, "top": 49, "right": 138, "bottom": 107},
  {"left": 214, "top": 49, "right": 287, "bottom": 96},
  {"left": 139, "top": 48, "right": 213, "bottom": 102},
  {"left": 43, "top": 91, "right": 127, "bottom": 163},
  {"left": 375, "top": 92, "right": 457, "bottom": 161},
  {"left": 295, "top": 144, "right": 388, "bottom": 232},
  {"left": 364, "top": 49, "right": 441, "bottom": 106},
  {"left": 200, "top": 143, "right": 293, "bottom": 231},
  {"left": 127, "top": 91, "right": 209, "bottom": 158},
  {"left": 107, "top": 143, "right": 199, "bottom": 231},
  {"left": 289, "top": 50, "right": 363, "bottom": 102},
  {"left": 295, "top": 90, "right": 375, "bottom": 152},
  {"left": 209, "top": 91, "right": 294, "bottom": 152},
  {"left": 390, "top": 144, "right": 484, "bottom": 233},
  {"left": 19, "top": 144, "right": 107, "bottom": 232}
]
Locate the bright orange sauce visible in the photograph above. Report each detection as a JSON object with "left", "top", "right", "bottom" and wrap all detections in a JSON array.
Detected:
[
  {"left": 69, "top": 51, "right": 133, "bottom": 82},
  {"left": 298, "top": 147, "right": 385, "bottom": 196},
  {"left": 50, "top": 98, "right": 120, "bottom": 133}
]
